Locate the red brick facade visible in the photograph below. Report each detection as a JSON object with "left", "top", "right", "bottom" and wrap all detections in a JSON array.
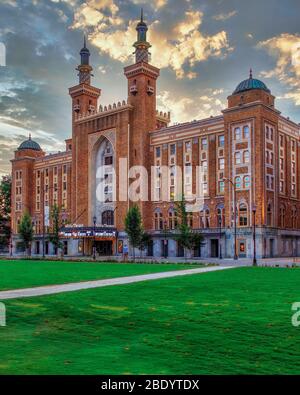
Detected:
[{"left": 11, "top": 16, "right": 300, "bottom": 258}]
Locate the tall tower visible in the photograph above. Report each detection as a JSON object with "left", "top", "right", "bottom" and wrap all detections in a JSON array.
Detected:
[
  {"left": 69, "top": 37, "right": 101, "bottom": 224},
  {"left": 124, "top": 10, "right": 160, "bottom": 225},
  {"left": 69, "top": 36, "right": 101, "bottom": 120}
]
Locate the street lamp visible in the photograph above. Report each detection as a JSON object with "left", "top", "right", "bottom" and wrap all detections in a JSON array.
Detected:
[
  {"left": 163, "top": 219, "right": 168, "bottom": 258},
  {"left": 218, "top": 213, "right": 223, "bottom": 259},
  {"left": 223, "top": 177, "right": 238, "bottom": 260},
  {"left": 93, "top": 215, "right": 97, "bottom": 260},
  {"left": 252, "top": 204, "right": 257, "bottom": 266}
]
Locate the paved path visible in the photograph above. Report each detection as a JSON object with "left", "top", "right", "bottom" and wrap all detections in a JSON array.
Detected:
[{"left": 0, "top": 265, "right": 236, "bottom": 300}]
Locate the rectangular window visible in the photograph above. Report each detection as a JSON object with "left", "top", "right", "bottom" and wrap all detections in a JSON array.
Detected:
[
  {"left": 155, "top": 147, "right": 161, "bottom": 158},
  {"left": 201, "top": 138, "right": 208, "bottom": 150},
  {"left": 219, "top": 158, "right": 225, "bottom": 170},
  {"left": 170, "top": 144, "right": 176, "bottom": 156},
  {"left": 219, "top": 181, "right": 225, "bottom": 194},
  {"left": 218, "top": 135, "right": 225, "bottom": 147},
  {"left": 185, "top": 141, "right": 191, "bottom": 152},
  {"left": 104, "top": 156, "right": 113, "bottom": 165}
]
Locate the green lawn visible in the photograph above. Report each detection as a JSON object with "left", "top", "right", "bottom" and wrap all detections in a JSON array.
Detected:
[
  {"left": 0, "top": 260, "right": 202, "bottom": 291},
  {"left": 1, "top": 267, "right": 300, "bottom": 374}
]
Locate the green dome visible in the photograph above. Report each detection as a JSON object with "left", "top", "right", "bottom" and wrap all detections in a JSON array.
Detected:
[
  {"left": 233, "top": 70, "right": 270, "bottom": 95},
  {"left": 18, "top": 135, "right": 41, "bottom": 151}
]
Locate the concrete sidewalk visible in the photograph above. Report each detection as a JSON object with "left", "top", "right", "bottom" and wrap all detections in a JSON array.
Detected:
[{"left": 0, "top": 265, "right": 236, "bottom": 300}]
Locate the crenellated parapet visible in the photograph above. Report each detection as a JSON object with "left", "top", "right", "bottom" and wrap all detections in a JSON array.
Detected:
[
  {"left": 74, "top": 99, "right": 133, "bottom": 122},
  {"left": 156, "top": 110, "right": 171, "bottom": 124}
]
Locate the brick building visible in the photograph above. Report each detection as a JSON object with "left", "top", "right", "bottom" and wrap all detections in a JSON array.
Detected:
[{"left": 11, "top": 13, "right": 300, "bottom": 259}]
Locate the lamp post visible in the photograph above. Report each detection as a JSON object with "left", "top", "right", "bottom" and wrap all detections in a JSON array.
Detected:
[
  {"left": 218, "top": 214, "right": 223, "bottom": 259},
  {"left": 223, "top": 178, "right": 238, "bottom": 260},
  {"left": 252, "top": 204, "right": 257, "bottom": 266},
  {"left": 163, "top": 219, "right": 168, "bottom": 258},
  {"left": 93, "top": 215, "right": 97, "bottom": 260}
]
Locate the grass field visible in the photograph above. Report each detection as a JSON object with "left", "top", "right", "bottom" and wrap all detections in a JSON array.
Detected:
[
  {"left": 1, "top": 266, "right": 300, "bottom": 374},
  {"left": 0, "top": 260, "right": 202, "bottom": 291}
]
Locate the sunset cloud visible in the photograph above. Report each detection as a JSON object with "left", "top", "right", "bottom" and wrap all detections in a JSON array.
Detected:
[
  {"left": 258, "top": 33, "right": 300, "bottom": 105},
  {"left": 157, "top": 89, "right": 226, "bottom": 124},
  {"left": 73, "top": 4, "right": 232, "bottom": 79}
]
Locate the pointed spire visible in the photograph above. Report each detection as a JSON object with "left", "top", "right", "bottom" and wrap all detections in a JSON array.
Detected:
[
  {"left": 249, "top": 68, "right": 253, "bottom": 79},
  {"left": 141, "top": 8, "right": 144, "bottom": 23},
  {"left": 83, "top": 34, "right": 87, "bottom": 49},
  {"left": 29, "top": 133, "right": 31, "bottom": 140}
]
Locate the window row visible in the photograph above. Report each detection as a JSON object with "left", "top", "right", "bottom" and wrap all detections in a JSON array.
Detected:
[
  {"left": 234, "top": 125, "right": 250, "bottom": 140},
  {"left": 234, "top": 150, "right": 250, "bottom": 165}
]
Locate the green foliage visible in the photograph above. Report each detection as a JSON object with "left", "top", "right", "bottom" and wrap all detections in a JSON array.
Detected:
[
  {"left": 49, "top": 203, "right": 63, "bottom": 253},
  {"left": 175, "top": 194, "right": 203, "bottom": 255},
  {"left": 138, "top": 231, "right": 151, "bottom": 255},
  {"left": 125, "top": 205, "right": 144, "bottom": 259},
  {"left": 0, "top": 175, "right": 12, "bottom": 249},
  {"left": 18, "top": 211, "right": 33, "bottom": 253}
]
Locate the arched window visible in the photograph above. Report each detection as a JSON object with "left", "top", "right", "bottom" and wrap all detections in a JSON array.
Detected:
[
  {"left": 279, "top": 205, "right": 285, "bottom": 228},
  {"left": 243, "top": 125, "right": 250, "bottom": 139},
  {"left": 266, "top": 126, "right": 269, "bottom": 140},
  {"left": 102, "top": 210, "right": 114, "bottom": 226},
  {"left": 235, "top": 152, "right": 241, "bottom": 165},
  {"left": 243, "top": 151, "right": 250, "bottom": 163},
  {"left": 235, "top": 127, "right": 241, "bottom": 140},
  {"left": 292, "top": 206, "right": 297, "bottom": 229},
  {"left": 168, "top": 210, "right": 178, "bottom": 230},
  {"left": 244, "top": 175, "right": 250, "bottom": 189},
  {"left": 200, "top": 209, "right": 210, "bottom": 228},
  {"left": 235, "top": 176, "right": 241, "bottom": 189},
  {"left": 154, "top": 211, "right": 163, "bottom": 230},
  {"left": 217, "top": 206, "right": 225, "bottom": 227},
  {"left": 267, "top": 203, "right": 273, "bottom": 227},
  {"left": 239, "top": 203, "right": 248, "bottom": 227}
]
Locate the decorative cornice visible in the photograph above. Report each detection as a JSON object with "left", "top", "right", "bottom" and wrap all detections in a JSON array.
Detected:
[{"left": 124, "top": 62, "right": 160, "bottom": 79}]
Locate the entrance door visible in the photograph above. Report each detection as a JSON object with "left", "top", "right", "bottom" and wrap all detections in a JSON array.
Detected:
[
  {"left": 161, "top": 240, "right": 168, "bottom": 258},
  {"left": 147, "top": 240, "right": 153, "bottom": 257},
  {"left": 211, "top": 239, "right": 219, "bottom": 258},
  {"left": 96, "top": 241, "right": 113, "bottom": 256},
  {"left": 270, "top": 239, "right": 274, "bottom": 258}
]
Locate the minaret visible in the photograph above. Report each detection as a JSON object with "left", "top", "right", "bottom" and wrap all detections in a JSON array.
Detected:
[
  {"left": 124, "top": 11, "right": 160, "bottom": 224},
  {"left": 77, "top": 35, "right": 93, "bottom": 85},
  {"left": 69, "top": 36, "right": 101, "bottom": 119},
  {"left": 133, "top": 8, "right": 151, "bottom": 63}
]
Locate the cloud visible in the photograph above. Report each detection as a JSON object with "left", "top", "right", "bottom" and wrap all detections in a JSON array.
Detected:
[
  {"left": 213, "top": 10, "right": 237, "bottom": 21},
  {"left": 258, "top": 33, "right": 300, "bottom": 105},
  {"left": 73, "top": 3, "right": 232, "bottom": 79},
  {"left": 157, "top": 88, "right": 226, "bottom": 124},
  {"left": 0, "top": 121, "right": 65, "bottom": 177}
]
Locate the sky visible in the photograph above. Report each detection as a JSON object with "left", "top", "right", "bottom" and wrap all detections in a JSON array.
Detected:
[{"left": 1, "top": 0, "right": 300, "bottom": 176}]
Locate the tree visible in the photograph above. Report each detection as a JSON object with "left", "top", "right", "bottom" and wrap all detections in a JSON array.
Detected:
[
  {"left": 18, "top": 211, "right": 33, "bottom": 256},
  {"left": 124, "top": 205, "right": 144, "bottom": 261},
  {"left": 0, "top": 175, "right": 11, "bottom": 251},
  {"left": 174, "top": 194, "right": 203, "bottom": 258},
  {"left": 137, "top": 231, "right": 151, "bottom": 258},
  {"left": 49, "top": 203, "right": 63, "bottom": 255}
]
